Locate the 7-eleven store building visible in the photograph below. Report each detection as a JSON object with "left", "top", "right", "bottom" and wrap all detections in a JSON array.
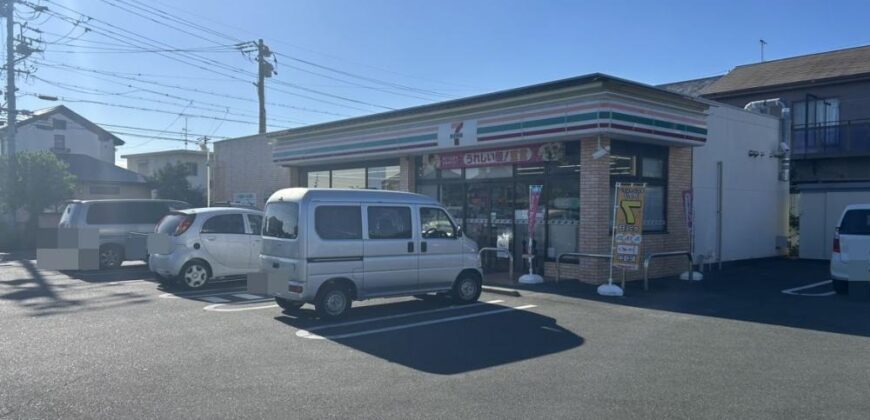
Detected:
[{"left": 268, "top": 73, "right": 708, "bottom": 283}]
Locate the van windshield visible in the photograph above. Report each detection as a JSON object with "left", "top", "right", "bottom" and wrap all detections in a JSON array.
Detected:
[
  {"left": 840, "top": 210, "right": 870, "bottom": 235},
  {"left": 263, "top": 202, "right": 299, "bottom": 239}
]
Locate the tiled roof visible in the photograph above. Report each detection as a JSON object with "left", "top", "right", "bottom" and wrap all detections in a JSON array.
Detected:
[
  {"left": 702, "top": 45, "right": 870, "bottom": 96},
  {"left": 59, "top": 154, "right": 148, "bottom": 184},
  {"left": 658, "top": 76, "right": 723, "bottom": 97}
]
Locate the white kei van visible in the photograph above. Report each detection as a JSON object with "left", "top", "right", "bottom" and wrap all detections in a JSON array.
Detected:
[{"left": 254, "top": 188, "right": 483, "bottom": 319}]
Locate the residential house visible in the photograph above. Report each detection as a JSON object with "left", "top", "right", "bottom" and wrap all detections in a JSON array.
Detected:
[
  {"left": 673, "top": 45, "right": 870, "bottom": 260},
  {"left": 0, "top": 105, "right": 151, "bottom": 201},
  {"left": 122, "top": 149, "right": 209, "bottom": 192}
]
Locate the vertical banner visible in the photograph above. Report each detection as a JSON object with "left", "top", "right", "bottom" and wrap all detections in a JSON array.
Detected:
[
  {"left": 682, "top": 189, "right": 694, "bottom": 253},
  {"left": 528, "top": 185, "right": 543, "bottom": 240},
  {"left": 612, "top": 183, "right": 646, "bottom": 270}
]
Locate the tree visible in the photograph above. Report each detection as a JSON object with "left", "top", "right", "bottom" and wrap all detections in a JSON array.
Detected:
[
  {"left": 0, "top": 152, "right": 77, "bottom": 244},
  {"left": 148, "top": 162, "right": 205, "bottom": 207}
]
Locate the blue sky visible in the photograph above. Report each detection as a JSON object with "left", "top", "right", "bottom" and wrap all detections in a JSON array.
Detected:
[{"left": 13, "top": 0, "right": 870, "bottom": 165}]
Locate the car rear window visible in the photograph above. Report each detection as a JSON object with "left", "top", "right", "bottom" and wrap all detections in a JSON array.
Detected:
[
  {"left": 840, "top": 210, "right": 870, "bottom": 235},
  {"left": 263, "top": 202, "right": 299, "bottom": 239},
  {"left": 156, "top": 213, "right": 189, "bottom": 234}
]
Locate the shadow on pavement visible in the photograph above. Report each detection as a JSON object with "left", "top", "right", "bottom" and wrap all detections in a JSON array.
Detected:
[
  {"left": 275, "top": 298, "right": 583, "bottom": 375},
  {"left": 0, "top": 259, "right": 151, "bottom": 317},
  {"left": 519, "top": 258, "right": 870, "bottom": 338}
]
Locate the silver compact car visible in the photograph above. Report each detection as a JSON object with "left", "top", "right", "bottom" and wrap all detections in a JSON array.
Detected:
[{"left": 149, "top": 207, "right": 264, "bottom": 289}]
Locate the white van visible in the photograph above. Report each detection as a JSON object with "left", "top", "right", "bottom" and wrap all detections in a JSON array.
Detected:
[
  {"left": 254, "top": 188, "right": 483, "bottom": 319},
  {"left": 831, "top": 204, "right": 870, "bottom": 295}
]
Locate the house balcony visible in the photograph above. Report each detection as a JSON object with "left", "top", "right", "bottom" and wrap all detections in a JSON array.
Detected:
[{"left": 792, "top": 119, "right": 870, "bottom": 159}]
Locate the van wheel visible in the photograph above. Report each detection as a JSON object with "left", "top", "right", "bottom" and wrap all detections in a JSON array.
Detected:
[
  {"left": 275, "top": 297, "right": 304, "bottom": 313},
  {"left": 177, "top": 261, "right": 210, "bottom": 289},
  {"left": 832, "top": 279, "right": 848, "bottom": 295},
  {"left": 315, "top": 285, "right": 351, "bottom": 320},
  {"left": 452, "top": 272, "right": 481, "bottom": 304},
  {"left": 99, "top": 244, "right": 124, "bottom": 269}
]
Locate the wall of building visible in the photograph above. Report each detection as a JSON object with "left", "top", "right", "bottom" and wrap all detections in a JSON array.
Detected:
[
  {"left": 799, "top": 189, "right": 870, "bottom": 260},
  {"left": 543, "top": 137, "right": 693, "bottom": 284},
  {"left": 12, "top": 114, "right": 115, "bottom": 162},
  {"left": 127, "top": 153, "right": 208, "bottom": 191},
  {"left": 213, "top": 135, "right": 289, "bottom": 208},
  {"left": 692, "top": 104, "right": 788, "bottom": 263}
]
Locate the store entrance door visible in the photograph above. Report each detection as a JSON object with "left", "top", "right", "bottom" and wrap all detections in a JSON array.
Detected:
[{"left": 466, "top": 183, "right": 514, "bottom": 278}]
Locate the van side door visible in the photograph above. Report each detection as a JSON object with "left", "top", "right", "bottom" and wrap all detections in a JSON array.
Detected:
[
  {"left": 362, "top": 205, "right": 418, "bottom": 296},
  {"left": 418, "top": 206, "right": 463, "bottom": 290},
  {"left": 308, "top": 204, "right": 364, "bottom": 293}
]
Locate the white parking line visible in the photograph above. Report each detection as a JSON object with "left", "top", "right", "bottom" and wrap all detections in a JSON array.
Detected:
[
  {"left": 203, "top": 301, "right": 277, "bottom": 312},
  {"left": 782, "top": 280, "right": 836, "bottom": 297},
  {"left": 297, "top": 304, "right": 537, "bottom": 340},
  {"left": 301, "top": 299, "right": 504, "bottom": 332},
  {"left": 201, "top": 296, "right": 231, "bottom": 303},
  {"left": 233, "top": 293, "right": 264, "bottom": 300},
  {"left": 158, "top": 287, "right": 247, "bottom": 299}
]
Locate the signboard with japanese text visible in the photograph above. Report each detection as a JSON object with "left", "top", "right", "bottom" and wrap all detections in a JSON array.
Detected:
[
  {"left": 436, "top": 142, "right": 564, "bottom": 169},
  {"left": 612, "top": 183, "right": 646, "bottom": 270}
]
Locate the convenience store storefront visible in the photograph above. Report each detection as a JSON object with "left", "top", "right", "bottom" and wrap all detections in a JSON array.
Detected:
[{"left": 269, "top": 74, "right": 708, "bottom": 283}]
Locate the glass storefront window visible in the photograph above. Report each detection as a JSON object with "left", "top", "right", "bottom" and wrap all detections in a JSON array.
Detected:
[
  {"left": 441, "top": 168, "right": 463, "bottom": 179},
  {"left": 307, "top": 171, "right": 330, "bottom": 188},
  {"left": 644, "top": 185, "right": 666, "bottom": 230},
  {"left": 642, "top": 157, "right": 665, "bottom": 179},
  {"left": 367, "top": 166, "right": 401, "bottom": 190},
  {"left": 465, "top": 165, "right": 512, "bottom": 179},
  {"left": 417, "top": 155, "right": 438, "bottom": 179},
  {"left": 331, "top": 168, "right": 366, "bottom": 189},
  {"left": 546, "top": 178, "right": 580, "bottom": 258},
  {"left": 417, "top": 184, "right": 438, "bottom": 201},
  {"left": 441, "top": 184, "right": 465, "bottom": 221},
  {"left": 609, "top": 141, "right": 669, "bottom": 232}
]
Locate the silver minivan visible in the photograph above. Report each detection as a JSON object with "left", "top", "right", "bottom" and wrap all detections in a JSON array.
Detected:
[
  {"left": 253, "top": 188, "right": 483, "bottom": 320},
  {"left": 59, "top": 199, "right": 190, "bottom": 269}
]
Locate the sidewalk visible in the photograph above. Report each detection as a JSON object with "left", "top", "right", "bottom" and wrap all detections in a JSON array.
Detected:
[{"left": 0, "top": 249, "right": 36, "bottom": 262}]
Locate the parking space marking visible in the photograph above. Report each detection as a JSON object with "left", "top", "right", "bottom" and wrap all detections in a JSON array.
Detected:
[
  {"left": 201, "top": 296, "right": 231, "bottom": 303},
  {"left": 297, "top": 303, "right": 537, "bottom": 340},
  {"left": 158, "top": 287, "right": 248, "bottom": 299},
  {"left": 203, "top": 301, "right": 277, "bottom": 312},
  {"left": 233, "top": 293, "right": 264, "bottom": 300},
  {"left": 782, "top": 280, "right": 836, "bottom": 297},
  {"left": 298, "top": 299, "right": 505, "bottom": 332}
]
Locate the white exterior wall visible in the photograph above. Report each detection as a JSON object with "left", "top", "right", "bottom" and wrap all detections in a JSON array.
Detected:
[
  {"left": 10, "top": 114, "right": 115, "bottom": 162},
  {"left": 213, "top": 135, "right": 289, "bottom": 208},
  {"left": 126, "top": 152, "right": 208, "bottom": 191},
  {"left": 799, "top": 190, "right": 870, "bottom": 260},
  {"left": 692, "top": 104, "right": 788, "bottom": 263}
]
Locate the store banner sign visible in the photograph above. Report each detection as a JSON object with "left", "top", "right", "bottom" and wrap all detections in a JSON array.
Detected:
[
  {"left": 612, "top": 183, "right": 646, "bottom": 271},
  {"left": 528, "top": 185, "right": 543, "bottom": 238},
  {"left": 437, "top": 142, "right": 564, "bottom": 169}
]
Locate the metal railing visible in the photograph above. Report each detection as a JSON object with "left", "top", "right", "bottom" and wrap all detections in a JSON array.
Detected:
[
  {"left": 555, "top": 252, "right": 611, "bottom": 283},
  {"left": 643, "top": 251, "right": 693, "bottom": 291},
  {"left": 792, "top": 119, "right": 870, "bottom": 159},
  {"left": 478, "top": 247, "right": 513, "bottom": 284}
]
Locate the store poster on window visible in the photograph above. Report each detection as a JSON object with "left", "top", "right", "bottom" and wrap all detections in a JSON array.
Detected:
[{"left": 611, "top": 183, "right": 646, "bottom": 271}]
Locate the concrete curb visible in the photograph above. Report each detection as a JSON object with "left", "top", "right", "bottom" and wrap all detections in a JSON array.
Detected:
[{"left": 482, "top": 285, "right": 522, "bottom": 297}]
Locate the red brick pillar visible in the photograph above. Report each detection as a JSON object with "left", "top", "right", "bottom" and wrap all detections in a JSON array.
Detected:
[
  {"left": 399, "top": 156, "right": 416, "bottom": 192},
  {"left": 578, "top": 136, "right": 612, "bottom": 284}
]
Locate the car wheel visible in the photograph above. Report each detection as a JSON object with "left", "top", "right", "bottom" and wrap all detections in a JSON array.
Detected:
[
  {"left": 99, "top": 244, "right": 124, "bottom": 270},
  {"left": 275, "top": 297, "right": 304, "bottom": 313},
  {"left": 315, "top": 285, "right": 351, "bottom": 320},
  {"left": 832, "top": 279, "right": 849, "bottom": 295},
  {"left": 178, "top": 261, "right": 210, "bottom": 289},
  {"left": 452, "top": 272, "right": 481, "bottom": 304}
]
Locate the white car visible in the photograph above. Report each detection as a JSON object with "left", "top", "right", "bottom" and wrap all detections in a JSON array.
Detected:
[
  {"left": 830, "top": 204, "right": 870, "bottom": 295},
  {"left": 149, "top": 207, "right": 264, "bottom": 289}
]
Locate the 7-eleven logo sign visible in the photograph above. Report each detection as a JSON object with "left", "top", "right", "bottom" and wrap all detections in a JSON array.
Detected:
[{"left": 450, "top": 121, "right": 464, "bottom": 146}]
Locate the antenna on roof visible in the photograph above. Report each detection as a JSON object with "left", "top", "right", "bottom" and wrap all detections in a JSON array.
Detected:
[{"left": 760, "top": 39, "right": 768, "bottom": 62}]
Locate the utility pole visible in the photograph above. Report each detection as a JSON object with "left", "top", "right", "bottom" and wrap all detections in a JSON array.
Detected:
[
  {"left": 5, "top": 0, "right": 17, "bottom": 166},
  {"left": 255, "top": 39, "right": 275, "bottom": 134},
  {"left": 198, "top": 136, "right": 210, "bottom": 207}
]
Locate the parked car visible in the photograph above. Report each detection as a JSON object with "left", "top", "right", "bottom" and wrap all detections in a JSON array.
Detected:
[
  {"left": 252, "top": 188, "right": 483, "bottom": 320},
  {"left": 59, "top": 199, "right": 190, "bottom": 269},
  {"left": 148, "top": 207, "right": 264, "bottom": 289},
  {"left": 831, "top": 204, "right": 870, "bottom": 295}
]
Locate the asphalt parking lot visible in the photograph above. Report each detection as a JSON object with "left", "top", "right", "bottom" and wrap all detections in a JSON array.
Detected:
[{"left": 1, "top": 257, "right": 869, "bottom": 419}]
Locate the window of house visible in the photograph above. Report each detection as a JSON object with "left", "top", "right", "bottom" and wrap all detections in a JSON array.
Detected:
[
  {"left": 793, "top": 98, "right": 840, "bottom": 127},
  {"left": 53, "top": 135, "right": 66, "bottom": 150},
  {"left": 609, "top": 141, "right": 668, "bottom": 232},
  {"left": 52, "top": 119, "right": 67, "bottom": 130},
  {"left": 200, "top": 214, "right": 245, "bottom": 234},
  {"left": 367, "top": 206, "right": 412, "bottom": 239},
  {"left": 315, "top": 206, "right": 362, "bottom": 240},
  {"left": 184, "top": 162, "right": 198, "bottom": 176}
]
